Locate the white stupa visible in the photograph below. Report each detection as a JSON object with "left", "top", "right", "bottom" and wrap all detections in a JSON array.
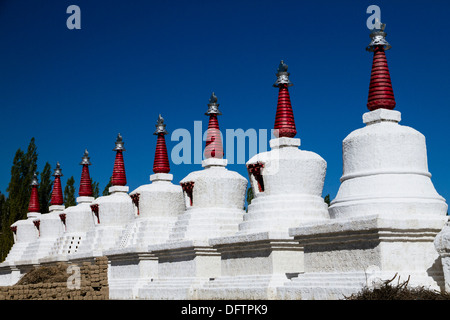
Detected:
[
  {"left": 138, "top": 93, "right": 248, "bottom": 300},
  {"left": 75, "top": 134, "right": 135, "bottom": 257},
  {"left": 47, "top": 150, "right": 96, "bottom": 259},
  {"left": 328, "top": 23, "right": 447, "bottom": 220},
  {"left": 168, "top": 93, "right": 248, "bottom": 242},
  {"left": 238, "top": 60, "right": 329, "bottom": 236},
  {"left": 199, "top": 61, "right": 327, "bottom": 300},
  {"left": 22, "top": 163, "right": 65, "bottom": 262},
  {"left": 105, "top": 116, "right": 186, "bottom": 299},
  {"left": 116, "top": 115, "right": 185, "bottom": 249},
  {"left": 3, "top": 173, "right": 41, "bottom": 264},
  {"left": 284, "top": 24, "right": 449, "bottom": 298}
]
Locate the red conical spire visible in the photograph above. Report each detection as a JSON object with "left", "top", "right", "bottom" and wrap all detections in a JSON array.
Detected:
[
  {"left": 50, "top": 162, "right": 64, "bottom": 206},
  {"left": 204, "top": 92, "right": 224, "bottom": 159},
  {"left": 153, "top": 115, "right": 171, "bottom": 174},
  {"left": 366, "top": 23, "right": 396, "bottom": 111},
  {"left": 111, "top": 133, "right": 127, "bottom": 186},
  {"left": 273, "top": 60, "right": 296, "bottom": 138},
  {"left": 79, "top": 149, "right": 93, "bottom": 197},
  {"left": 28, "top": 172, "right": 40, "bottom": 213}
]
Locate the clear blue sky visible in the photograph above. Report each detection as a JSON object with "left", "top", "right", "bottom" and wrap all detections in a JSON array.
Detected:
[{"left": 0, "top": 0, "right": 449, "bottom": 206}]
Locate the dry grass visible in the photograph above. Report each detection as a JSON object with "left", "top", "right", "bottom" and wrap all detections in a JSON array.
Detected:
[
  {"left": 346, "top": 273, "right": 450, "bottom": 300},
  {"left": 16, "top": 263, "right": 69, "bottom": 285}
]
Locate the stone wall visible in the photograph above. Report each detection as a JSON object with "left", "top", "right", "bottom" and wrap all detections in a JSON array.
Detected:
[{"left": 0, "top": 257, "right": 108, "bottom": 300}]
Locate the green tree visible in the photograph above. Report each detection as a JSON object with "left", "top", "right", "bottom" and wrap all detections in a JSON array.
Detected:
[
  {"left": 91, "top": 179, "right": 100, "bottom": 199},
  {"left": 0, "top": 192, "right": 5, "bottom": 259},
  {"left": 102, "top": 178, "right": 112, "bottom": 196},
  {"left": 247, "top": 187, "right": 254, "bottom": 205},
  {"left": 64, "top": 176, "right": 76, "bottom": 207},
  {"left": 38, "top": 162, "right": 53, "bottom": 213},
  {"left": 7, "top": 139, "right": 38, "bottom": 220},
  {"left": 246, "top": 187, "right": 254, "bottom": 212},
  {"left": 0, "top": 191, "right": 5, "bottom": 232},
  {"left": 0, "top": 138, "right": 38, "bottom": 261},
  {"left": 0, "top": 197, "right": 9, "bottom": 260},
  {"left": 324, "top": 194, "right": 331, "bottom": 207}
]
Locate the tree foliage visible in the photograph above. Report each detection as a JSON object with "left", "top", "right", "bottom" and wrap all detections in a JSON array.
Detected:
[
  {"left": 245, "top": 187, "right": 254, "bottom": 212},
  {"left": 91, "top": 179, "right": 100, "bottom": 199},
  {"left": 246, "top": 187, "right": 254, "bottom": 205},
  {"left": 0, "top": 138, "right": 38, "bottom": 261},
  {"left": 102, "top": 178, "right": 112, "bottom": 196},
  {"left": 324, "top": 194, "right": 331, "bottom": 206},
  {"left": 64, "top": 176, "right": 76, "bottom": 207},
  {"left": 0, "top": 192, "right": 5, "bottom": 232},
  {"left": 38, "top": 162, "right": 53, "bottom": 213},
  {"left": 6, "top": 139, "right": 37, "bottom": 222}
]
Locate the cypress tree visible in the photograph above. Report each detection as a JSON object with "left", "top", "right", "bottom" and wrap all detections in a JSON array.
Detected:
[
  {"left": 91, "top": 179, "right": 100, "bottom": 198},
  {"left": 102, "top": 178, "right": 112, "bottom": 196},
  {"left": 0, "top": 192, "right": 5, "bottom": 232},
  {"left": 0, "top": 198, "right": 9, "bottom": 261},
  {"left": 246, "top": 187, "right": 254, "bottom": 212},
  {"left": 0, "top": 138, "right": 38, "bottom": 261},
  {"left": 324, "top": 194, "right": 331, "bottom": 207},
  {"left": 0, "top": 194, "right": 7, "bottom": 260},
  {"left": 38, "top": 162, "right": 53, "bottom": 213},
  {"left": 6, "top": 149, "right": 28, "bottom": 223},
  {"left": 64, "top": 176, "right": 76, "bottom": 207},
  {"left": 7, "top": 138, "right": 38, "bottom": 222},
  {"left": 246, "top": 187, "right": 254, "bottom": 205}
]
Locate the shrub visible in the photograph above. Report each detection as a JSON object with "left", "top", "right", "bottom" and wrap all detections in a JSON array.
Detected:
[
  {"left": 346, "top": 273, "right": 450, "bottom": 300},
  {"left": 16, "top": 263, "right": 69, "bottom": 285}
]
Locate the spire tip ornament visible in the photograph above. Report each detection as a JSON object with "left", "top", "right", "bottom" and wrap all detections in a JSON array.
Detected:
[
  {"left": 154, "top": 114, "right": 169, "bottom": 135},
  {"left": 366, "top": 21, "right": 391, "bottom": 52},
  {"left": 205, "top": 92, "right": 222, "bottom": 116},
  {"left": 113, "top": 133, "right": 126, "bottom": 151},
  {"left": 31, "top": 172, "right": 39, "bottom": 186},
  {"left": 53, "top": 162, "right": 63, "bottom": 177},
  {"left": 209, "top": 92, "right": 218, "bottom": 105},
  {"left": 273, "top": 60, "right": 293, "bottom": 87},
  {"left": 80, "top": 149, "right": 91, "bottom": 166}
]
